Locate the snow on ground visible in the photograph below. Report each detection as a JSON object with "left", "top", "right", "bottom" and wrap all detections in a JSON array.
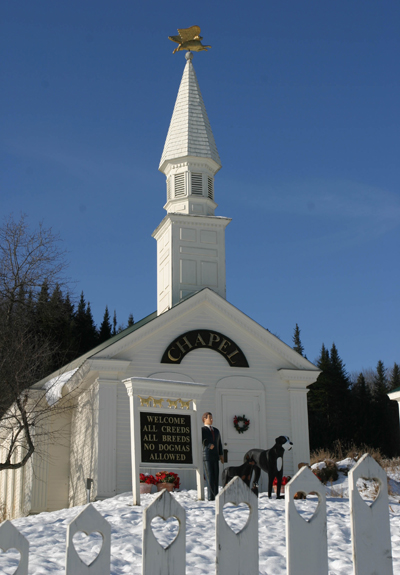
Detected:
[{"left": 2, "top": 460, "right": 400, "bottom": 574}]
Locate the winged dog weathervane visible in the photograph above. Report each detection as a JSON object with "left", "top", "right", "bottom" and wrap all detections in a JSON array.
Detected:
[{"left": 168, "top": 26, "right": 211, "bottom": 54}]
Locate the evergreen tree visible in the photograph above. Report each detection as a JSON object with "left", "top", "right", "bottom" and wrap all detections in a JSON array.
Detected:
[
  {"left": 98, "top": 305, "right": 112, "bottom": 344},
  {"left": 61, "top": 293, "right": 76, "bottom": 364},
  {"left": 373, "top": 360, "right": 389, "bottom": 398},
  {"left": 389, "top": 363, "right": 400, "bottom": 391},
  {"left": 73, "top": 292, "right": 98, "bottom": 355},
  {"left": 84, "top": 302, "right": 98, "bottom": 350},
  {"left": 46, "top": 284, "right": 75, "bottom": 370},
  {"left": 292, "top": 324, "right": 305, "bottom": 356},
  {"left": 308, "top": 343, "right": 351, "bottom": 451},
  {"left": 328, "top": 343, "right": 351, "bottom": 442},
  {"left": 370, "top": 360, "right": 399, "bottom": 456},
  {"left": 34, "top": 281, "right": 51, "bottom": 337},
  {"left": 350, "top": 373, "right": 375, "bottom": 447},
  {"left": 112, "top": 310, "right": 117, "bottom": 336},
  {"left": 127, "top": 313, "right": 134, "bottom": 327},
  {"left": 73, "top": 292, "right": 88, "bottom": 355},
  {"left": 75, "top": 292, "right": 86, "bottom": 324},
  {"left": 308, "top": 344, "right": 331, "bottom": 450}
]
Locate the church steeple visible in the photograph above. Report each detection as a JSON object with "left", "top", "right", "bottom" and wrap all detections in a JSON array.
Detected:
[
  {"left": 159, "top": 52, "right": 221, "bottom": 217},
  {"left": 153, "top": 52, "right": 230, "bottom": 315}
]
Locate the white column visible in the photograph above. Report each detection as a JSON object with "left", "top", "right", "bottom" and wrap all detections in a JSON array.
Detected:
[
  {"left": 124, "top": 384, "right": 141, "bottom": 505},
  {"left": 97, "top": 381, "right": 117, "bottom": 499},
  {"left": 289, "top": 387, "right": 310, "bottom": 468},
  {"left": 193, "top": 399, "right": 204, "bottom": 500}
]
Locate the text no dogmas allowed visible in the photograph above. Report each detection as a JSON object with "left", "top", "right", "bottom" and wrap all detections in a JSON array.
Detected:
[{"left": 140, "top": 412, "right": 193, "bottom": 464}]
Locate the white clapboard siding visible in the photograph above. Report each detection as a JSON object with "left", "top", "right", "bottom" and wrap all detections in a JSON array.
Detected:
[{"left": 69, "top": 384, "right": 99, "bottom": 507}]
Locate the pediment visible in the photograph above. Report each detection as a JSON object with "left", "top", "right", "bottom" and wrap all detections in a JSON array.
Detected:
[{"left": 97, "top": 289, "right": 318, "bottom": 375}]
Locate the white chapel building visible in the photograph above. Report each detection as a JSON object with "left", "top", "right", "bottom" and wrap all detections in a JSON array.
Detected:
[{"left": 1, "top": 52, "right": 320, "bottom": 518}]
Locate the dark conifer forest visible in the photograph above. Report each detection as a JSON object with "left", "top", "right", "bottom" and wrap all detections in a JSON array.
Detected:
[{"left": 293, "top": 326, "right": 400, "bottom": 458}]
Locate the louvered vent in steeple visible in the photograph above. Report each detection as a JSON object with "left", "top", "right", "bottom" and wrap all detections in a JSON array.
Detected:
[
  {"left": 191, "top": 173, "right": 202, "bottom": 195},
  {"left": 207, "top": 176, "right": 214, "bottom": 200},
  {"left": 174, "top": 173, "right": 185, "bottom": 198}
]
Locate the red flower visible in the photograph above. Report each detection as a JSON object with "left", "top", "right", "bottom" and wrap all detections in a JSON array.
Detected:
[
  {"left": 155, "top": 471, "right": 180, "bottom": 489},
  {"left": 140, "top": 473, "right": 157, "bottom": 485}
]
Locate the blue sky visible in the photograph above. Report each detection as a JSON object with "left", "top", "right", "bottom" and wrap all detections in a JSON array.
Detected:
[{"left": 1, "top": 1, "right": 399, "bottom": 374}]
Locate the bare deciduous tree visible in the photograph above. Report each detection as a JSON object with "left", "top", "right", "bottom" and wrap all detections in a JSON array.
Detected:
[
  {"left": 0, "top": 213, "right": 68, "bottom": 323},
  {"left": 0, "top": 214, "right": 71, "bottom": 471}
]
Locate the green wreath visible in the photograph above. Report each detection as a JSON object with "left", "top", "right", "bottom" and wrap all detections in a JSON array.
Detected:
[{"left": 233, "top": 414, "right": 250, "bottom": 434}]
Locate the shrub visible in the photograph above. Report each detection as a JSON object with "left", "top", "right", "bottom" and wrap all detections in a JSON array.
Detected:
[
  {"left": 310, "top": 442, "right": 384, "bottom": 467},
  {"left": 312, "top": 460, "right": 339, "bottom": 484}
]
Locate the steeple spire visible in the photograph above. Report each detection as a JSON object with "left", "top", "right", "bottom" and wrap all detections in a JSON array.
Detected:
[
  {"left": 153, "top": 53, "right": 230, "bottom": 315},
  {"left": 159, "top": 52, "right": 221, "bottom": 217},
  {"left": 160, "top": 52, "right": 221, "bottom": 173}
]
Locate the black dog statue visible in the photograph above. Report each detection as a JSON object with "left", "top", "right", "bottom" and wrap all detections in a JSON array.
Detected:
[
  {"left": 221, "top": 460, "right": 255, "bottom": 488},
  {"left": 244, "top": 436, "right": 293, "bottom": 498}
]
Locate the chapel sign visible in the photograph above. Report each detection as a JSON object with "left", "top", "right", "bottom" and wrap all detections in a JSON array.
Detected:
[
  {"left": 161, "top": 329, "right": 249, "bottom": 367},
  {"left": 140, "top": 412, "right": 193, "bottom": 464}
]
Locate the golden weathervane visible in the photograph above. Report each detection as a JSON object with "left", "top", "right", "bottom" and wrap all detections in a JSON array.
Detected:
[{"left": 168, "top": 26, "right": 211, "bottom": 54}]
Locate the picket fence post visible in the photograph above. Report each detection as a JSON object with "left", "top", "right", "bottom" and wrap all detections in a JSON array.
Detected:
[
  {"left": 349, "top": 454, "right": 393, "bottom": 575},
  {"left": 215, "top": 477, "right": 258, "bottom": 575},
  {"left": 142, "top": 488, "right": 186, "bottom": 575},
  {"left": 65, "top": 503, "right": 111, "bottom": 575},
  {"left": 285, "top": 465, "right": 328, "bottom": 575},
  {"left": 0, "top": 519, "right": 29, "bottom": 575}
]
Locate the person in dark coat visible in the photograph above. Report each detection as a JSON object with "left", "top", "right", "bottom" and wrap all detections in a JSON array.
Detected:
[{"left": 202, "top": 412, "right": 224, "bottom": 501}]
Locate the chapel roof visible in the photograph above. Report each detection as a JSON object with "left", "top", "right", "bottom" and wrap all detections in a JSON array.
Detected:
[{"left": 159, "top": 53, "right": 221, "bottom": 172}]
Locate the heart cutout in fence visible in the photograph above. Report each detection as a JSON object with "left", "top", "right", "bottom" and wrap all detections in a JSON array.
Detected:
[
  {"left": 151, "top": 516, "right": 180, "bottom": 549},
  {"left": 293, "top": 493, "right": 319, "bottom": 523},
  {"left": 222, "top": 502, "right": 251, "bottom": 534},
  {"left": 356, "top": 477, "right": 381, "bottom": 507},
  {"left": 0, "top": 547, "right": 21, "bottom": 575},
  {"left": 72, "top": 531, "right": 103, "bottom": 566}
]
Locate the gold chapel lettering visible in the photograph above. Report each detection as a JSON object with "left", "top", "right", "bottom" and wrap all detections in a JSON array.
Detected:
[
  {"left": 218, "top": 338, "right": 231, "bottom": 354},
  {"left": 161, "top": 329, "right": 249, "bottom": 367},
  {"left": 176, "top": 336, "right": 193, "bottom": 354},
  {"left": 227, "top": 349, "right": 240, "bottom": 364},
  {"left": 208, "top": 333, "right": 220, "bottom": 347},
  {"left": 195, "top": 333, "right": 206, "bottom": 346},
  {"left": 167, "top": 347, "right": 181, "bottom": 362}
]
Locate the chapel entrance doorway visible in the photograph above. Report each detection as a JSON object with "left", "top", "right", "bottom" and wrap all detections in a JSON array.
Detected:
[{"left": 218, "top": 390, "right": 264, "bottom": 468}]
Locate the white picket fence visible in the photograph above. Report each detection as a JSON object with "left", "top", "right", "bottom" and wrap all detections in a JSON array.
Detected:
[{"left": 0, "top": 454, "right": 394, "bottom": 575}]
